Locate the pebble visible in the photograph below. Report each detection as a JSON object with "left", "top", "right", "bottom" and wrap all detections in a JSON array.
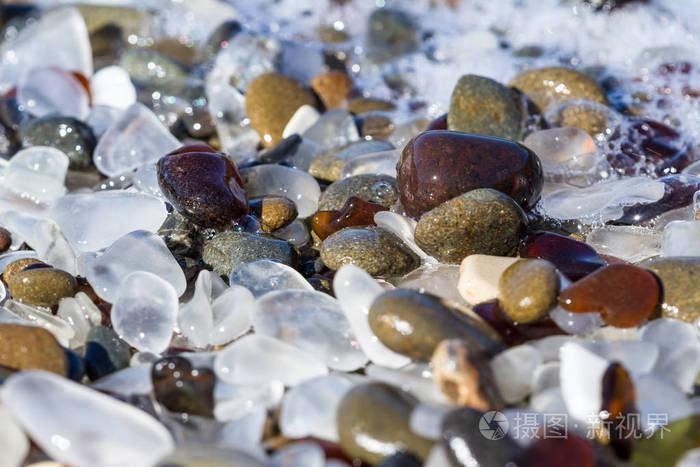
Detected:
[
  {"left": 202, "top": 231, "right": 298, "bottom": 277},
  {"left": 473, "top": 300, "right": 566, "bottom": 345},
  {"left": 310, "top": 71, "right": 353, "bottom": 110},
  {"left": 20, "top": 116, "right": 96, "bottom": 170},
  {"left": 1, "top": 371, "right": 174, "bottom": 467},
  {"left": 336, "top": 383, "right": 434, "bottom": 465},
  {"left": 498, "top": 259, "right": 560, "bottom": 324},
  {"left": 119, "top": 48, "right": 187, "bottom": 89},
  {"left": 0, "top": 227, "right": 11, "bottom": 253},
  {"left": 229, "top": 259, "right": 312, "bottom": 298},
  {"left": 368, "top": 288, "right": 505, "bottom": 361},
  {"left": 318, "top": 174, "right": 399, "bottom": 211},
  {"left": 347, "top": 97, "right": 396, "bottom": 115},
  {"left": 431, "top": 339, "right": 503, "bottom": 409},
  {"left": 559, "top": 263, "right": 659, "bottom": 328},
  {"left": 442, "top": 407, "right": 522, "bottom": 467},
  {"left": 214, "top": 334, "right": 328, "bottom": 386},
  {"left": 637, "top": 257, "right": 700, "bottom": 323},
  {"left": 253, "top": 289, "right": 367, "bottom": 371},
  {"left": 508, "top": 67, "right": 608, "bottom": 112},
  {"left": 85, "top": 230, "right": 186, "bottom": 303},
  {"left": 4, "top": 146, "right": 69, "bottom": 204},
  {"left": 157, "top": 145, "right": 249, "bottom": 228},
  {"left": 152, "top": 356, "right": 215, "bottom": 417},
  {"left": 8, "top": 268, "right": 77, "bottom": 308},
  {"left": 245, "top": 72, "right": 315, "bottom": 148},
  {"left": 490, "top": 344, "right": 543, "bottom": 403},
  {"left": 111, "top": 271, "right": 178, "bottom": 353},
  {"left": 457, "top": 255, "right": 519, "bottom": 305},
  {"left": 309, "top": 140, "right": 394, "bottom": 181},
  {"left": 0, "top": 324, "right": 68, "bottom": 375},
  {"left": 547, "top": 99, "right": 621, "bottom": 140},
  {"left": 333, "top": 265, "right": 412, "bottom": 369},
  {"left": 279, "top": 374, "right": 353, "bottom": 442},
  {"left": 355, "top": 112, "right": 396, "bottom": 140},
  {"left": 320, "top": 226, "right": 419, "bottom": 277},
  {"left": 84, "top": 325, "right": 130, "bottom": 381},
  {"left": 93, "top": 103, "right": 181, "bottom": 177},
  {"left": 662, "top": 220, "right": 700, "bottom": 257},
  {"left": 89, "top": 65, "right": 137, "bottom": 110},
  {"left": 366, "top": 8, "right": 419, "bottom": 61},
  {"left": 311, "top": 196, "right": 387, "bottom": 240},
  {"left": 3, "top": 258, "right": 42, "bottom": 285},
  {"left": 632, "top": 414, "right": 700, "bottom": 467},
  {"left": 447, "top": 74, "right": 526, "bottom": 140},
  {"left": 520, "top": 231, "right": 606, "bottom": 280},
  {"left": 240, "top": 164, "right": 321, "bottom": 218},
  {"left": 396, "top": 131, "right": 543, "bottom": 217},
  {"left": 248, "top": 196, "right": 297, "bottom": 232},
  {"left": 413, "top": 188, "right": 528, "bottom": 263},
  {"left": 0, "top": 404, "right": 29, "bottom": 467}
]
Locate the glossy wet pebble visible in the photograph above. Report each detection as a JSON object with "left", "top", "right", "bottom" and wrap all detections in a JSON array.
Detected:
[
  {"left": 20, "top": 115, "right": 96, "bottom": 170},
  {"left": 0, "top": 324, "right": 68, "bottom": 375},
  {"left": 157, "top": 145, "right": 248, "bottom": 229},
  {"left": 413, "top": 188, "right": 528, "bottom": 263},
  {"left": 245, "top": 72, "right": 315, "bottom": 148},
  {"left": 203, "top": 231, "right": 298, "bottom": 277},
  {"left": 8, "top": 268, "right": 77, "bottom": 308},
  {"left": 498, "top": 259, "right": 560, "bottom": 324},
  {"left": 559, "top": 263, "right": 659, "bottom": 328},
  {"left": 318, "top": 174, "right": 399, "bottom": 211},
  {"left": 248, "top": 196, "right": 298, "bottom": 232},
  {"left": 320, "top": 227, "right": 419, "bottom": 277},
  {"left": 509, "top": 67, "right": 608, "bottom": 112},
  {"left": 396, "top": 131, "right": 543, "bottom": 217},
  {"left": 336, "top": 382, "right": 433, "bottom": 465},
  {"left": 368, "top": 289, "right": 505, "bottom": 361},
  {"left": 448, "top": 74, "right": 526, "bottom": 141},
  {"left": 84, "top": 326, "right": 131, "bottom": 381},
  {"left": 636, "top": 257, "right": 700, "bottom": 323}
]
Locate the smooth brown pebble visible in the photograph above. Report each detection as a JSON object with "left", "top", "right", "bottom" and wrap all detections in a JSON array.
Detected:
[{"left": 498, "top": 259, "right": 560, "bottom": 324}]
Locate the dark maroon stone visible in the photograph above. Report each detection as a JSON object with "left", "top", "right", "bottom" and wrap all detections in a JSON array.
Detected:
[
  {"left": 157, "top": 145, "right": 248, "bottom": 229},
  {"left": 612, "top": 175, "right": 700, "bottom": 225},
  {"left": 472, "top": 300, "right": 566, "bottom": 346},
  {"left": 519, "top": 231, "right": 606, "bottom": 281},
  {"left": 396, "top": 131, "right": 543, "bottom": 217}
]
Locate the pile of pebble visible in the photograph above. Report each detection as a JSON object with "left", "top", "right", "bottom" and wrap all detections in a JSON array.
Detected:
[{"left": 0, "top": 0, "right": 699, "bottom": 466}]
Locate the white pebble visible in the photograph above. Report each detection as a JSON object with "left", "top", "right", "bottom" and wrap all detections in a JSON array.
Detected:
[
  {"left": 457, "top": 254, "right": 519, "bottom": 305},
  {"left": 332, "top": 265, "right": 410, "bottom": 369},
  {"left": 86, "top": 230, "right": 185, "bottom": 303},
  {"left": 490, "top": 344, "right": 543, "bottom": 404},
  {"left": 90, "top": 66, "right": 137, "bottom": 110},
  {"left": 280, "top": 375, "right": 353, "bottom": 442},
  {"left": 229, "top": 260, "right": 312, "bottom": 298},
  {"left": 111, "top": 271, "right": 178, "bottom": 353},
  {"left": 0, "top": 370, "right": 174, "bottom": 467},
  {"left": 253, "top": 289, "right": 367, "bottom": 371},
  {"left": 214, "top": 334, "right": 328, "bottom": 386}
]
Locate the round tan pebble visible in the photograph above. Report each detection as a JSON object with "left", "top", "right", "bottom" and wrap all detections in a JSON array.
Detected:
[
  {"left": 3, "top": 258, "right": 43, "bottom": 285},
  {"left": 245, "top": 72, "right": 315, "bottom": 148},
  {"left": 509, "top": 67, "right": 608, "bottom": 113},
  {"left": 498, "top": 259, "right": 560, "bottom": 324},
  {"left": 8, "top": 268, "right": 78, "bottom": 308},
  {"left": 249, "top": 196, "right": 298, "bottom": 232},
  {"left": 310, "top": 71, "right": 353, "bottom": 110},
  {"left": 0, "top": 324, "right": 68, "bottom": 375}
]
